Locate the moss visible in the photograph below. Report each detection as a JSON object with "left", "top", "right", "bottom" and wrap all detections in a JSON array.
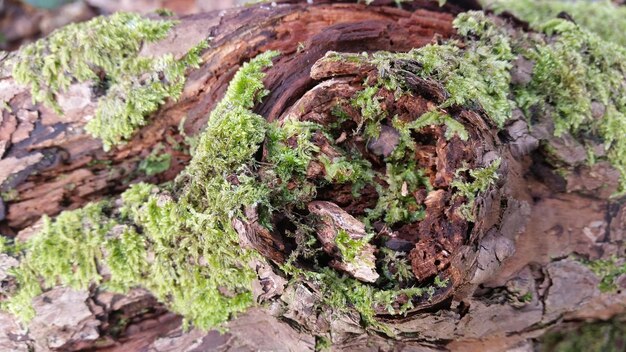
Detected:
[
  {"left": 2, "top": 51, "right": 280, "bottom": 330},
  {"left": 405, "top": 110, "right": 469, "bottom": 141},
  {"left": 0, "top": 189, "right": 18, "bottom": 202},
  {"left": 11, "top": 13, "right": 207, "bottom": 151},
  {"left": 511, "top": 19, "right": 626, "bottom": 192},
  {"left": 351, "top": 85, "right": 386, "bottom": 138},
  {"left": 485, "top": 0, "right": 626, "bottom": 47},
  {"left": 138, "top": 144, "right": 172, "bottom": 176},
  {"left": 2, "top": 202, "right": 114, "bottom": 322},
  {"left": 380, "top": 248, "right": 413, "bottom": 284},
  {"left": 335, "top": 229, "right": 374, "bottom": 265},
  {"left": 154, "top": 8, "right": 175, "bottom": 17},
  {"left": 452, "top": 158, "right": 501, "bottom": 220},
  {"left": 103, "top": 226, "right": 149, "bottom": 293},
  {"left": 520, "top": 292, "right": 533, "bottom": 302},
  {"left": 305, "top": 268, "right": 449, "bottom": 331},
  {"left": 366, "top": 8, "right": 626, "bottom": 193},
  {"left": 315, "top": 336, "right": 332, "bottom": 352},
  {"left": 371, "top": 11, "right": 514, "bottom": 128},
  {"left": 584, "top": 257, "right": 626, "bottom": 293},
  {"left": 266, "top": 120, "right": 321, "bottom": 182},
  {"left": 366, "top": 161, "right": 430, "bottom": 227},
  {"left": 319, "top": 155, "right": 374, "bottom": 196},
  {"left": 539, "top": 318, "right": 626, "bottom": 352}
]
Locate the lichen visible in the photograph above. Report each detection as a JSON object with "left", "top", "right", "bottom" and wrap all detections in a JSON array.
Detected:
[{"left": 10, "top": 12, "right": 207, "bottom": 151}]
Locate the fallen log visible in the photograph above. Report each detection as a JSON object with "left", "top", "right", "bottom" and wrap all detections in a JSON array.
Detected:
[{"left": 0, "top": 1, "right": 624, "bottom": 351}]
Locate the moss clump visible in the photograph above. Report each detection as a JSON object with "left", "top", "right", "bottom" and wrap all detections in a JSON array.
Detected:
[
  {"left": 266, "top": 120, "right": 321, "bottom": 183},
  {"left": 138, "top": 144, "right": 172, "bottom": 176},
  {"left": 403, "top": 110, "right": 469, "bottom": 141},
  {"left": 584, "top": 257, "right": 626, "bottom": 293},
  {"left": 307, "top": 268, "right": 449, "bottom": 330},
  {"left": 452, "top": 158, "right": 501, "bottom": 220},
  {"left": 540, "top": 318, "right": 626, "bottom": 352},
  {"left": 485, "top": 0, "right": 626, "bottom": 47},
  {"left": 372, "top": 11, "right": 514, "bottom": 128},
  {"left": 319, "top": 155, "right": 374, "bottom": 196},
  {"left": 365, "top": 162, "right": 431, "bottom": 226},
  {"left": 11, "top": 13, "right": 207, "bottom": 151},
  {"left": 351, "top": 85, "right": 386, "bottom": 138},
  {"left": 513, "top": 19, "right": 626, "bottom": 191},
  {"left": 335, "top": 229, "right": 374, "bottom": 265},
  {"left": 2, "top": 51, "right": 280, "bottom": 330},
  {"left": 2, "top": 202, "right": 115, "bottom": 322}
]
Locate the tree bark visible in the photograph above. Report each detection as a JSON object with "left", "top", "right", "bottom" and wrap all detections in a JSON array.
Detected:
[{"left": 0, "top": 1, "right": 624, "bottom": 351}]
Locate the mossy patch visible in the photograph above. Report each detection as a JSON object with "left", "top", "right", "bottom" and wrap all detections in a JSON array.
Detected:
[
  {"left": 514, "top": 19, "right": 626, "bottom": 192},
  {"left": 370, "top": 11, "right": 515, "bottom": 128},
  {"left": 539, "top": 318, "right": 626, "bottom": 352},
  {"left": 452, "top": 158, "right": 501, "bottom": 221},
  {"left": 485, "top": 0, "right": 626, "bottom": 47},
  {"left": 1, "top": 51, "right": 280, "bottom": 330},
  {"left": 10, "top": 12, "right": 207, "bottom": 151},
  {"left": 138, "top": 144, "right": 172, "bottom": 176},
  {"left": 2, "top": 202, "right": 114, "bottom": 322},
  {"left": 584, "top": 256, "right": 626, "bottom": 293}
]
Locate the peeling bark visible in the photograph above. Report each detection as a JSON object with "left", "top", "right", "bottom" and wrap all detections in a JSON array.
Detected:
[{"left": 0, "top": 1, "right": 625, "bottom": 351}]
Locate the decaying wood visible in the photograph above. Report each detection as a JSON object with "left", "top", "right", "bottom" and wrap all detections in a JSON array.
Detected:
[{"left": 0, "top": 1, "right": 624, "bottom": 351}]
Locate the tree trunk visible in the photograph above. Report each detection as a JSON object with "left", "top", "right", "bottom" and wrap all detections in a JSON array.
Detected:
[{"left": 0, "top": 1, "right": 624, "bottom": 351}]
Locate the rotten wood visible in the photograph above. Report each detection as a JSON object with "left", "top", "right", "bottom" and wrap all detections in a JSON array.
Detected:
[{"left": 0, "top": 1, "right": 625, "bottom": 352}]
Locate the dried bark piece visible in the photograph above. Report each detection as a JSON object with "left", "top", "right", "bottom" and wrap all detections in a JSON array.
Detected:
[{"left": 308, "top": 201, "right": 379, "bottom": 283}]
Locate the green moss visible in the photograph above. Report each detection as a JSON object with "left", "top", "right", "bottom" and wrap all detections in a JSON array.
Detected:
[
  {"left": 2, "top": 202, "right": 114, "bottom": 322},
  {"left": 103, "top": 226, "right": 149, "bottom": 293},
  {"left": 315, "top": 336, "right": 332, "bottom": 352},
  {"left": 540, "top": 318, "right": 626, "bottom": 352},
  {"left": 452, "top": 158, "right": 500, "bottom": 220},
  {"left": 520, "top": 292, "right": 533, "bottom": 302},
  {"left": 306, "top": 268, "right": 449, "bottom": 331},
  {"left": 351, "top": 85, "right": 385, "bottom": 138},
  {"left": 380, "top": 248, "right": 413, "bottom": 284},
  {"left": 319, "top": 155, "right": 374, "bottom": 195},
  {"left": 485, "top": 0, "right": 626, "bottom": 47},
  {"left": 154, "top": 8, "right": 175, "bottom": 17},
  {"left": 510, "top": 19, "right": 626, "bottom": 192},
  {"left": 585, "top": 257, "right": 626, "bottom": 293},
  {"left": 335, "top": 229, "right": 374, "bottom": 265},
  {"left": 371, "top": 11, "right": 514, "bottom": 128},
  {"left": 405, "top": 110, "right": 469, "bottom": 141},
  {"left": 0, "top": 236, "right": 8, "bottom": 253},
  {"left": 366, "top": 162, "right": 430, "bottom": 227},
  {"left": 11, "top": 13, "right": 207, "bottom": 151},
  {"left": 2, "top": 51, "right": 280, "bottom": 330},
  {"left": 266, "top": 120, "right": 321, "bottom": 182},
  {"left": 138, "top": 144, "right": 172, "bottom": 176}
]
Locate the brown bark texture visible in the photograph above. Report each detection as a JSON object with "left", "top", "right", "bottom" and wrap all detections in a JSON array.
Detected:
[{"left": 0, "top": 1, "right": 624, "bottom": 351}]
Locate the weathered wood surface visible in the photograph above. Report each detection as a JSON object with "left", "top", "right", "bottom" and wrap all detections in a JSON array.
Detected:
[{"left": 0, "top": 1, "right": 624, "bottom": 351}]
